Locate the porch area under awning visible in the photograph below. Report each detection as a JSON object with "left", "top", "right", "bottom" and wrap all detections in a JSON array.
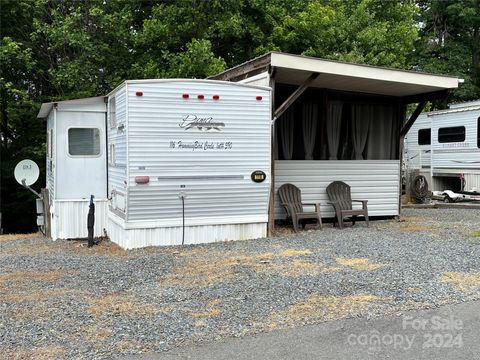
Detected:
[{"left": 211, "top": 52, "right": 463, "bottom": 232}]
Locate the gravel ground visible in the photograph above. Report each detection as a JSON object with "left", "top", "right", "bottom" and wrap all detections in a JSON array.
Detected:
[{"left": 1, "top": 208, "right": 480, "bottom": 359}]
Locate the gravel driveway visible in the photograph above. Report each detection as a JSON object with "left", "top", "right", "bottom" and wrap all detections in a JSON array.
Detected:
[{"left": 1, "top": 209, "right": 480, "bottom": 359}]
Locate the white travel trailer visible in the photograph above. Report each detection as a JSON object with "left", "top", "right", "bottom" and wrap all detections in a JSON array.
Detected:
[
  {"left": 39, "top": 80, "right": 271, "bottom": 248},
  {"left": 405, "top": 100, "right": 480, "bottom": 192},
  {"left": 37, "top": 97, "right": 108, "bottom": 240},
  {"left": 105, "top": 79, "right": 271, "bottom": 248}
]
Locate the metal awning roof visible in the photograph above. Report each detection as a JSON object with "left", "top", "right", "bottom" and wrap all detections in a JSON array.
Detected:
[
  {"left": 212, "top": 52, "right": 463, "bottom": 99},
  {"left": 37, "top": 96, "right": 106, "bottom": 118}
]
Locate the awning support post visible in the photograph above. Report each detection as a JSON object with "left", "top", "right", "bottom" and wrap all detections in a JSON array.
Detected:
[
  {"left": 268, "top": 66, "right": 277, "bottom": 236},
  {"left": 400, "top": 101, "right": 427, "bottom": 137},
  {"left": 273, "top": 72, "right": 319, "bottom": 122}
]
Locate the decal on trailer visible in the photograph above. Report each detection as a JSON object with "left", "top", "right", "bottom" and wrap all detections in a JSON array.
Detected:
[{"left": 179, "top": 114, "right": 225, "bottom": 131}]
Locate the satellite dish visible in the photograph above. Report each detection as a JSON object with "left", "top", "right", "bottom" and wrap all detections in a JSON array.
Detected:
[{"left": 14, "top": 159, "right": 40, "bottom": 186}]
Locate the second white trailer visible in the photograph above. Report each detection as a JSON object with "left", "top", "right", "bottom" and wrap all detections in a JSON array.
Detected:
[
  {"left": 106, "top": 79, "right": 271, "bottom": 249},
  {"left": 405, "top": 100, "right": 480, "bottom": 192}
]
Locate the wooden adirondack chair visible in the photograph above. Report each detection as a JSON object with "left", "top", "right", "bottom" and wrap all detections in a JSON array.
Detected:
[
  {"left": 326, "top": 181, "right": 369, "bottom": 229},
  {"left": 278, "top": 183, "right": 322, "bottom": 232}
]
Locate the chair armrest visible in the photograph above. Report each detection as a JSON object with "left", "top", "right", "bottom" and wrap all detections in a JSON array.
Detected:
[
  {"left": 352, "top": 199, "right": 368, "bottom": 209},
  {"left": 303, "top": 203, "right": 321, "bottom": 213}
]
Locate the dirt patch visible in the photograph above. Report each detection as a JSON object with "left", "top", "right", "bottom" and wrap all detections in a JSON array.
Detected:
[
  {"left": 440, "top": 272, "right": 480, "bottom": 294},
  {"left": 269, "top": 294, "right": 390, "bottom": 329},
  {"left": 335, "top": 257, "right": 386, "bottom": 271}
]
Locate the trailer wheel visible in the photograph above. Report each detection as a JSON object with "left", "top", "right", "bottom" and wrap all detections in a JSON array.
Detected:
[{"left": 443, "top": 196, "right": 453, "bottom": 203}]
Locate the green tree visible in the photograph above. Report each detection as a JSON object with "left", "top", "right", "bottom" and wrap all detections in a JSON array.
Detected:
[{"left": 412, "top": 0, "right": 480, "bottom": 103}]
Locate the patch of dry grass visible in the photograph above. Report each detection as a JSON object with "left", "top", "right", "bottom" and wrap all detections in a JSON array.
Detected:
[
  {"left": 255, "top": 260, "right": 341, "bottom": 277},
  {"left": 277, "top": 249, "right": 312, "bottom": 257},
  {"left": 0, "top": 232, "right": 40, "bottom": 242},
  {"left": 190, "top": 299, "right": 222, "bottom": 318},
  {"left": 271, "top": 225, "right": 296, "bottom": 237},
  {"left": 68, "top": 239, "right": 129, "bottom": 257},
  {"left": 161, "top": 253, "right": 273, "bottom": 287},
  {"left": 335, "top": 257, "right": 386, "bottom": 271},
  {"left": 160, "top": 249, "right": 319, "bottom": 286},
  {"left": 0, "top": 270, "right": 72, "bottom": 284},
  {"left": 440, "top": 272, "right": 480, "bottom": 294},
  {"left": 269, "top": 294, "right": 390, "bottom": 329},
  {"left": 0, "top": 288, "right": 76, "bottom": 302},
  {"left": 400, "top": 223, "right": 433, "bottom": 232},
  {"left": 10, "top": 346, "right": 66, "bottom": 360},
  {"left": 87, "top": 294, "right": 159, "bottom": 317},
  {"left": 1, "top": 237, "right": 130, "bottom": 258}
]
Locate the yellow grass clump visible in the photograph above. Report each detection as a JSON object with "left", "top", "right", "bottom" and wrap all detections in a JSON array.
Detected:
[
  {"left": 0, "top": 233, "right": 41, "bottom": 242},
  {"left": 335, "top": 257, "right": 386, "bottom": 271},
  {"left": 440, "top": 272, "right": 480, "bottom": 294},
  {"left": 0, "top": 271, "right": 72, "bottom": 284},
  {"left": 277, "top": 249, "right": 312, "bottom": 257},
  {"left": 269, "top": 293, "right": 390, "bottom": 329}
]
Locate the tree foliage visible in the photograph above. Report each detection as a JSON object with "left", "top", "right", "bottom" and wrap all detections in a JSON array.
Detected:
[
  {"left": 412, "top": 0, "right": 480, "bottom": 103},
  {"left": 1, "top": 0, "right": 478, "bottom": 232}
]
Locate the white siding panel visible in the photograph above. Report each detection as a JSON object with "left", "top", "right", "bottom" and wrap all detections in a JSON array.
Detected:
[
  {"left": 52, "top": 200, "right": 107, "bottom": 239},
  {"left": 465, "top": 173, "right": 480, "bottom": 191},
  {"left": 108, "top": 85, "right": 128, "bottom": 214},
  {"left": 46, "top": 111, "right": 55, "bottom": 201},
  {"left": 238, "top": 71, "right": 270, "bottom": 87},
  {"left": 108, "top": 213, "right": 266, "bottom": 249},
  {"left": 125, "top": 81, "right": 271, "bottom": 223},
  {"left": 275, "top": 160, "right": 400, "bottom": 218},
  {"left": 431, "top": 108, "right": 480, "bottom": 169}
]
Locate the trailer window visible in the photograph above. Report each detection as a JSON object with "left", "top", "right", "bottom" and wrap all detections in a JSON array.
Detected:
[
  {"left": 418, "top": 128, "right": 431, "bottom": 145},
  {"left": 438, "top": 126, "right": 465, "bottom": 143},
  {"left": 109, "top": 96, "right": 116, "bottom": 128},
  {"left": 68, "top": 128, "right": 101, "bottom": 156}
]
